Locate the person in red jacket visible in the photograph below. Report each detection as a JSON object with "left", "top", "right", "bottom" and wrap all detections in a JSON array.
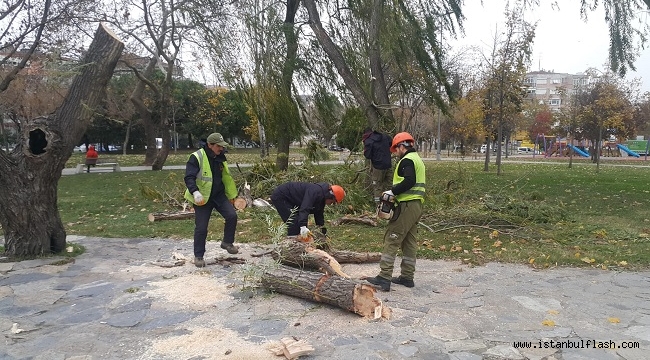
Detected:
[{"left": 85, "top": 145, "right": 98, "bottom": 173}]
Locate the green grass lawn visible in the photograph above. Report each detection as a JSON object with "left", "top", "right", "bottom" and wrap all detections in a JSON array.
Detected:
[{"left": 52, "top": 159, "right": 650, "bottom": 270}]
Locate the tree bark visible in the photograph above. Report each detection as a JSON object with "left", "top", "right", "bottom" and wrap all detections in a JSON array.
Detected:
[
  {"left": 329, "top": 250, "right": 381, "bottom": 264},
  {"left": 275, "top": 0, "right": 302, "bottom": 171},
  {"left": 0, "top": 24, "right": 123, "bottom": 256},
  {"left": 261, "top": 265, "right": 390, "bottom": 319}
]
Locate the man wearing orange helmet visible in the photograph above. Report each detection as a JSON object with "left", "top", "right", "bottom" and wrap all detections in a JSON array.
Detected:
[
  {"left": 366, "top": 132, "right": 425, "bottom": 291},
  {"left": 271, "top": 182, "right": 345, "bottom": 238}
]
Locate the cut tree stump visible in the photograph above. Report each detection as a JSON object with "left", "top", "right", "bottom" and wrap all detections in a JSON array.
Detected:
[
  {"left": 233, "top": 181, "right": 253, "bottom": 210},
  {"left": 148, "top": 211, "right": 194, "bottom": 222},
  {"left": 271, "top": 237, "right": 350, "bottom": 278},
  {"left": 233, "top": 197, "right": 247, "bottom": 210},
  {"left": 261, "top": 265, "right": 391, "bottom": 319}
]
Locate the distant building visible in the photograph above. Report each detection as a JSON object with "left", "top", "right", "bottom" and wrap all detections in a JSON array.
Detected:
[{"left": 524, "top": 70, "right": 590, "bottom": 111}]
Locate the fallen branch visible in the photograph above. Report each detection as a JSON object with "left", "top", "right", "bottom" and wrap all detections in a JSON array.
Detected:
[
  {"left": 331, "top": 216, "right": 378, "bottom": 227},
  {"left": 148, "top": 211, "right": 194, "bottom": 222}
]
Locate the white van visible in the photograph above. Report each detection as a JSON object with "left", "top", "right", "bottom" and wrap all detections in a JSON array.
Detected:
[
  {"left": 517, "top": 147, "right": 534, "bottom": 154},
  {"left": 480, "top": 144, "right": 487, "bottom": 153}
]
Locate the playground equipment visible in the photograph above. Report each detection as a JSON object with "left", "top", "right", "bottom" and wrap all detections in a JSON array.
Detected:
[
  {"left": 617, "top": 144, "right": 640, "bottom": 158},
  {"left": 567, "top": 144, "right": 589, "bottom": 157}
]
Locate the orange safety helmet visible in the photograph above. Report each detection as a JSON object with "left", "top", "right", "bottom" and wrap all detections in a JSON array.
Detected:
[
  {"left": 330, "top": 185, "right": 346, "bottom": 203},
  {"left": 390, "top": 132, "right": 415, "bottom": 153}
]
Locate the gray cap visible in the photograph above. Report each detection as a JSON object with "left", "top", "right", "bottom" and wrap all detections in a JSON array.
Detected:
[{"left": 206, "top": 133, "right": 229, "bottom": 147}]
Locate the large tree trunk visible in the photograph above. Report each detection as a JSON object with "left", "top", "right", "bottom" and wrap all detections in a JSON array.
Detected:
[
  {"left": 261, "top": 265, "right": 390, "bottom": 319},
  {"left": 0, "top": 24, "right": 123, "bottom": 257},
  {"left": 129, "top": 57, "right": 158, "bottom": 166},
  {"left": 275, "top": 0, "right": 301, "bottom": 171},
  {"left": 303, "top": 0, "right": 381, "bottom": 129}
]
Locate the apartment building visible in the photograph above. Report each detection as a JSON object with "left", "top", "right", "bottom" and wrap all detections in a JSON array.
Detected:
[{"left": 524, "top": 70, "right": 590, "bottom": 111}]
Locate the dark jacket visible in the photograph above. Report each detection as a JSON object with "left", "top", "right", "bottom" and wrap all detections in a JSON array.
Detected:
[
  {"left": 184, "top": 145, "right": 227, "bottom": 200},
  {"left": 272, "top": 182, "right": 332, "bottom": 227},
  {"left": 363, "top": 130, "right": 392, "bottom": 170}
]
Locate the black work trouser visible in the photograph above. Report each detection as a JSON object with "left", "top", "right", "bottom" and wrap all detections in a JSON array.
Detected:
[
  {"left": 193, "top": 192, "right": 237, "bottom": 258},
  {"left": 270, "top": 194, "right": 301, "bottom": 236}
]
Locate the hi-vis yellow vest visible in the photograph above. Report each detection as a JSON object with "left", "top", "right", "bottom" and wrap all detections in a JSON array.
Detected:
[
  {"left": 184, "top": 149, "right": 237, "bottom": 205},
  {"left": 393, "top": 151, "right": 425, "bottom": 203}
]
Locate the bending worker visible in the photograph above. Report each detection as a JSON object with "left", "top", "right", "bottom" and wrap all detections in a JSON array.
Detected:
[
  {"left": 271, "top": 182, "right": 345, "bottom": 238},
  {"left": 184, "top": 132, "right": 239, "bottom": 268},
  {"left": 366, "top": 132, "right": 425, "bottom": 291}
]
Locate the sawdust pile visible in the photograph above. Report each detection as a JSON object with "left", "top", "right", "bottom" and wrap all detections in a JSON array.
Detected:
[
  {"left": 142, "top": 327, "right": 276, "bottom": 360},
  {"left": 146, "top": 273, "right": 231, "bottom": 310}
]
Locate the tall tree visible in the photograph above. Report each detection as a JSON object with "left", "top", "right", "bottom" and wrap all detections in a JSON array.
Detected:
[
  {"left": 577, "top": 76, "right": 635, "bottom": 170},
  {"left": 98, "top": 0, "right": 190, "bottom": 169},
  {"left": 482, "top": 8, "right": 535, "bottom": 174},
  {"left": 0, "top": 24, "right": 123, "bottom": 256}
]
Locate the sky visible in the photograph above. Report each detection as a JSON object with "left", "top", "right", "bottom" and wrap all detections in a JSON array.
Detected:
[{"left": 449, "top": 1, "right": 650, "bottom": 93}]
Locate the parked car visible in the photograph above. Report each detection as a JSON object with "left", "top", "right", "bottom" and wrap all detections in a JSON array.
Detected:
[
  {"left": 517, "top": 147, "right": 535, "bottom": 154},
  {"left": 480, "top": 144, "right": 487, "bottom": 153},
  {"left": 329, "top": 145, "right": 343, "bottom": 151}
]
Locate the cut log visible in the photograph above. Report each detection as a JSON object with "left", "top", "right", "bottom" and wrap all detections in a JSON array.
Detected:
[
  {"left": 233, "top": 197, "right": 247, "bottom": 210},
  {"left": 261, "top": 265, "right": 390, "bottom": 319},
  {"left": 332, "top": 216, "right": 378, "bottom": 227},
  {"left": 147, "top": 211, "right": 194, "bottom": 222},
  {"left": 271, "top": 238, "right": 350, "bottom": 278},
  {"left": 329, "top": 250, "right": 381, "bottom": 264}
]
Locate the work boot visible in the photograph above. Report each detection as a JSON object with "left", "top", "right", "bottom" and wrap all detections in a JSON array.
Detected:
[
  {"left": 194, "top": 257, "right": 205, "bottom": 268},
  {"left": 220, "top": 242, "right": 239, "bottom": 254},
  {"left": 366, "top": 276, "right": 391, "bottom": 292},
  {"left": 391, "top": 276, "right": 415, "bottom": 288}
]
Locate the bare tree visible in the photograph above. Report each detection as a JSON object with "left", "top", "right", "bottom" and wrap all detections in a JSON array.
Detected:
[{"left": 96, "top": 0, "right": 200, "bottom": 169}]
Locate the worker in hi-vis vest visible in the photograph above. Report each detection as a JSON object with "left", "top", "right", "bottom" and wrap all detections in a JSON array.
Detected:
[
  {"left": 366, "top": 132, "right": 425, "bottom": 291},
  {"left": 184, "top": 132, "right": 239, "bottom": 268}
]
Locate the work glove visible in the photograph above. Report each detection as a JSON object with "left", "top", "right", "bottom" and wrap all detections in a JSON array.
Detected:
[
  {"left": 320, "top": 227, "right": 327, "bottom": 236},
  {"left": 300, "top": 226, "right": 311, "bottom": 238},
  {"left": 381, "top": 190, "right": 394, "bottom": 201},
  {"left": 192, "top": 191, "right": 206, "bottom": 206}
]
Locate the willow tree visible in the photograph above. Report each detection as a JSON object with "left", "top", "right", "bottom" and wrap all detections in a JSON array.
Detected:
[
  {"left": 302, "top": 0, "right": 464, "bottom": 132},
  {"left": 0, "top": 24, "right": 124, "bottom": 256}
]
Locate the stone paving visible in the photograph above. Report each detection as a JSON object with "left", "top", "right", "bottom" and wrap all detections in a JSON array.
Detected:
[{"left": 1, "top": 236, "right": 649, "bottom": 360}]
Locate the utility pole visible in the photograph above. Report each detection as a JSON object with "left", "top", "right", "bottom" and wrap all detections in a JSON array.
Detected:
[
  {"left": 436, "top": 17, "right": 443, "bottom": 161},
  {"left": 436, "top": 106, "right": 441, "bottom": 160}
]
